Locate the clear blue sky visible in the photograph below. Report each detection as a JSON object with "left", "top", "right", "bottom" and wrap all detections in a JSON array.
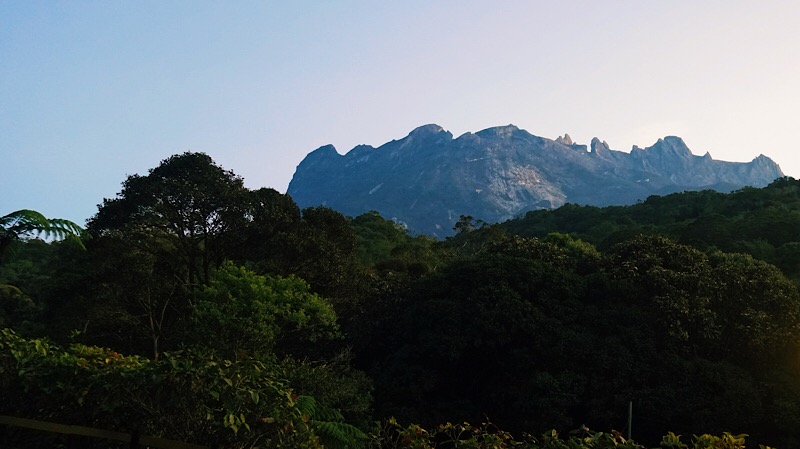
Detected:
[{"left": 3, "top": 1, "right": 799, "bottom": 225}]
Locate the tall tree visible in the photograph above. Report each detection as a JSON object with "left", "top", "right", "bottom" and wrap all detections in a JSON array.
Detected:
[
  {"left": 88, "top": 152, "right": 247, "bottom": 287},
  {"left": 82, "top": 153, "right": 249, "bottom": 358}
]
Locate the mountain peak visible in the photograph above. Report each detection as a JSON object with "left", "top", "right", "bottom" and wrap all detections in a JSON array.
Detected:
[
  {"left": 306, "top": 144, "right": 340, "bottom": 159},
  {"left": 399, "top": 124, "right": 453, "bottom": 148},
  {"left": 663, "top": 135, "right": 689, "bottom": 147},
  {"left": 476, "top": 124, "right": 520, "bottom": 139},
  {"left": 289, "top": 124, "right": 784, "bottom": 236},
  {"left": 555, "top": 134, "right": 574, "bottom": 145},
  {"left": 659, "top": 136, "right": 690, "bottom": 151},
  {"left": 408, "top": 124, "right": 445, "bottom": 136},
  {"left": 752, "top": 154, "right": 782, "bottom": 169},
  {"left": 590, "top": 138, "right": 610, "bottom": 154}
]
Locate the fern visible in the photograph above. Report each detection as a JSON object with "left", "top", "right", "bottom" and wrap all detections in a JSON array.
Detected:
[
  {"left": 0, "top": 210, "right": 86, "bottom": 263},
  {"left": 2, "top": 210, "right": 84, "bottom": 240},
  {"left": 314, "top": 420, "right": 367, "bottom": 449},
  {"left": 296, "top": 395, "right": 367, "bottom": 449}
]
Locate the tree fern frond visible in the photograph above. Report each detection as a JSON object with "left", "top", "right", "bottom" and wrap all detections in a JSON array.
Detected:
[
  {"left": 314, "top": 421, "right": 367, "bottom": 449},
  {"left": 45, "top": 217, "right": 84, "bottom": 234},
  {"left": 296, "top": 395, "right": 366, "bottom": 449},
  {"left": 39, "top": 218, "right": 87, "bottom": 247},
  {"left": 312, "top": 401, "right": 345, "bottom": 423},
  {"left": 0, "top": 209, "right": 87, "bottom": 264},
  {"left": 1, "top": 210, "right": 48, "bottom": 236},
  {"left": 1, "top": 210, "right": 83, "bottom": 238},
  {"left": 296, "top": 395, "right": 318, "bottom": 417}
]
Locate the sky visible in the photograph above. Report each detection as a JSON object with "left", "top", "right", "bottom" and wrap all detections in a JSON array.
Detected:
[{"left": 2, "top": 1, "right": 800, "bottom": 225}]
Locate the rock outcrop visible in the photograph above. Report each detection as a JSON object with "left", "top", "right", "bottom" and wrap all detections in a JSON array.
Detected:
[{"left": 288, "top": 124, "right": 784, "bottom": 237}]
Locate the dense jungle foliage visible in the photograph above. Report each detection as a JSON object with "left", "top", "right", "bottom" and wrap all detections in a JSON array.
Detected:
[{"left": 2, "top": 152, "right": 800, "bottom": 448}]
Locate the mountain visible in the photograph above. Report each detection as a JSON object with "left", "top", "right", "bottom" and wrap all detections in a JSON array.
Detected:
[{"left": 287, "top": 124, "right": 783, "bottom": 237}]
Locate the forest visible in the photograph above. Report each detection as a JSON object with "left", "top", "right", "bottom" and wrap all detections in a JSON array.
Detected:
[{"left": 3, "top": 152, "right": 800, "bottom": 448}]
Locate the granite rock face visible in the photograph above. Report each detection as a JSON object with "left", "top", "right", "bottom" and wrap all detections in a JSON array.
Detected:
[{"left": 287, "top": 124, "right": 784, "bottom": 237}]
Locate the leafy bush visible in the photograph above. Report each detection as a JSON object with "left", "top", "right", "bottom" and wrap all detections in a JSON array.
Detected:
[
  {"left": 0, "top": 327, "right": 326, "bottom": 448},
  {"left": 367, "top": 420, "right": 774, "bottom": 449}
]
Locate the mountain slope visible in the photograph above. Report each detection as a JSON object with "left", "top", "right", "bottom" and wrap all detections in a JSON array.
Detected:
[{"left": 288, "top": 124, "right": 783, "bottom": 237}]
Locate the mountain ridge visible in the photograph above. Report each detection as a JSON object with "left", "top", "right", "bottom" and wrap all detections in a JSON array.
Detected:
[{"left": 288, "top": 124, "right": 783, "bottom": 237}]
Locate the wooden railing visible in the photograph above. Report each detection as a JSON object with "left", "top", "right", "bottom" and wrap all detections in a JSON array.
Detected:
[{"left": 0, "top": 415, "right": 210, "bottom": 449}]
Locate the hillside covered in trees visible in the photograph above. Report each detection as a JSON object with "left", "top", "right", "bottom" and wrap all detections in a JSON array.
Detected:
[{"left": 3, "top": 152, "right": 800, "bottom": 448}]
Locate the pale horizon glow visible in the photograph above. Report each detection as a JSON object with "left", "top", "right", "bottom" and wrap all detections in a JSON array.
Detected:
[{"left": 2, "top": 1, "right": 799, "bottom": 225}]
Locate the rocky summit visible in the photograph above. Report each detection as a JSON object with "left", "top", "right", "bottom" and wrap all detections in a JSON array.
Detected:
[{"left": 287, "top": 124, "right": 784, "bottom": 237}]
